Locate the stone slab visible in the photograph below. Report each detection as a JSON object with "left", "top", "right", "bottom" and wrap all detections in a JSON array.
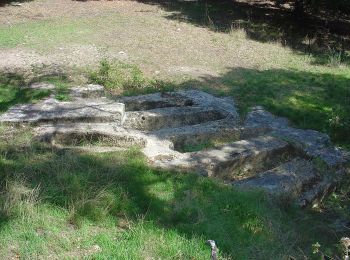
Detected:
[
  {"left": 0, "top": 97, "right": 125, "bottom": 124},
  {"left": 117, "top": 92, "right": 193, "bottom": 111},
  {"left": 233, "top": 159, "right": 319, "bottom": 196},
  {"left": 36, "top": 123, "right": 146, "bottom": 148},
  {"left": 123, "top": 106, "right": 226, "bottom": 131},
  {"left": 150, "top": 135, "right": 291, "bottom": 179},
  {"left": 70, "top": 84, "right": 105, "bottom": 98}
]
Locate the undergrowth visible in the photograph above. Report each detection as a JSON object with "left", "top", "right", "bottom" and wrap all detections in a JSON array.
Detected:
[
  {"left": 0, "top": 125, "right": 346, "bottom": 259},
  {"left": 89, "top": 59, "right": 175, "bottom": 96},
  {"left": 0, "top": 73, "right": 51, "bottom": 112}
]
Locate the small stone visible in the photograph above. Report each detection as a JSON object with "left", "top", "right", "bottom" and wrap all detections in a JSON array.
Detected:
[{"left": 91, "top": 245, "right": 101, "bottom": 253}]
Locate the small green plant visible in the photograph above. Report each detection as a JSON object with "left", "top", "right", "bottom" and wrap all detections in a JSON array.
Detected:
[
  {"left": 38, "top": 75, "right": 72, "bottom": 101},
  {"left": 69, "top": 189, "right": 127, "bottom": 226},
  {"left": 89, "top": 59, "right": 146, "bottom": 93},
  {"left": 0, "top": 180, "right": 40, "bottom": 220},
  {"left": 0, "top": 73, "right": 51, "bottom": 112},
  {"left": 327, "top": 46, "right": 343, "bottom": 67}
]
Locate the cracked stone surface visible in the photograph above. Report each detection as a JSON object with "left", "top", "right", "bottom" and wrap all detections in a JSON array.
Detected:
[
  {"left": 1, "top": 85, "right": 349, "bottom": 207},
  {"left": 0, "top": 97, "right": 124, "bottom": 124}
]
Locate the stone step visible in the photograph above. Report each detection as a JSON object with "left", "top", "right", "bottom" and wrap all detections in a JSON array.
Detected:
[
  {"left": 297, "top": 179, "right": 335, "bottom": 207},
  {"left": 35, "top": 123, "right": 147, "bottom": 148},
  {"left": 150, "top": 135, "right": 294, "bottom": 179},
  {"left": 117, "top": 92, "right": 194, "bottom": 111},
  {"left": 52, "top": 145, "right": 128, "bottom": 153},
  {"left": 151, "top": 119, "right": 271, "bottom": 152},
  {"left": 232, "top": 159, "right": 320, "bottom": 198},
  {"left": 0, "top": 97, "right": 125, "bottom": 125},
  {"left": 123, "top": 106, "right": 227, "bottom": 131}
]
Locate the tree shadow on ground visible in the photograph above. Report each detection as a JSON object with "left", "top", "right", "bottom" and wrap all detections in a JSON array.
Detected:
[
  {"left": 0, "top": 0, "right": 32, "bottom": 7},
  {"left": 0, "top": 72, "right": 73, "bottom": 112},
  {"left": 0, "top": 140, "right": 343, "bottom": 258},
  {"left": 177, "top": 67, "right": 350, "bottom": 148},
  {"left": 134, "top": 0, "right": 350, "bottom": 65},
  {"left": 0, "top": 67, "right": 349, "bottom": 257}
]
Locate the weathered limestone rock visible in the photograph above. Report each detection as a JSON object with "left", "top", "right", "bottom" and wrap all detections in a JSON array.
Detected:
[
  {"left": 233, "top": 159, "right": 319, "bottom": 196},
  {"left": 245, "top": 106, "right": 289, "bottom": 129},
  {"left": 152, "top": 119, "right": 270, "bottom": 151},
  {"left": 123, "top": 106, "right": 226, "bottom": 131},
  {"left": 245, "top": 106, "right": 349, "bottom": 168},
  {"left": 117, "top": 92, "right": 194, "bottom": 111},
  {"left": 36, "top": 123, "right": 147, "bottom": 148},
  {"left": 0, "top": 97, "right": 125, "bottom": 124},
  {"left": 70, "top": 84, "right": 105, "bottom": 99},
  {"left": 148, "top": 135, "right": 292, "bottom": 179},
  {"left": 1, "top": 86, "right": 348, "bottom": 207}
]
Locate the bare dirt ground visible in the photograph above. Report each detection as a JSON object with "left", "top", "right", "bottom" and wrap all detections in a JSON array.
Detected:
[{"left": 0, "top": 0, "right": 311, "bottom": 82}]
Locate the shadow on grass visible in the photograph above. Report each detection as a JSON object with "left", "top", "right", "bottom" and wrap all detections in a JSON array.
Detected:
[
  {"left": 0, "top": 73, "right": 73, "bottom": 112},
  {"left": 133, "top": 0, "right": 350, "bottom": 65},
  {"left": 0, "top": 139, "right": 344, "bottom": 258},
  {"left": 175, "top": 67, "right": 350, "bottom": 148},
  {"left": 0, "top": 64, "right": 348, "bottom": 257}
]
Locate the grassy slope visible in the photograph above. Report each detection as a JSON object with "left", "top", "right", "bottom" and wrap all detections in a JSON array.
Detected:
[
  {"left": 0, "top": 1, "right": 349, "bottom": 258},
  {"left": 1, "top": 3, "right": 349, "bottom": 147},
  {"left": 0, "top": 126, "right": 343, "bottom": 259}
]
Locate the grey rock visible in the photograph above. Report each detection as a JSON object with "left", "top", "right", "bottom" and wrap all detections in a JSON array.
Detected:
[
  {"left": 70, "top": 84, "right": 105, "bottom": 98},
  {"left": 305, "top": 146, "right": 350, "bottom": 168},
  {"left": 233, "top": 159, "right": 319, "bottom": 196},
  {"left": 272, "top": 127, "right": 330, "bottom": 149},
  {"left": 245, "top": 106, "right": 348, "bottom": 168},
  {"left": 117, "top": 92, "right": 194, "bottom": 111},
  {"left": 152, "top": 118, "right": 270, "bottom": 151},
  {"left": 176, "top": 90, "right": 239, "bottom": 120},
  {"left": 245, "top": 106, "right": 289, "bottom": 129},
  {"left": 297, "top": 179, "right": 335, "bottom": 207},
  {"left": 1, "top": 87, "right": 347, "bottom": 207},
  {"left": 0, "top": 97, "right": 125, "bottom": 124},
  {"left": 36, "top": 123, "right": 146, "bottom": 148},
  {"left": 123, "top": 106, "right": 226, "bottom": 131},
  {"left": 149, "top": 135, "right": 291, "bottom": 179}
]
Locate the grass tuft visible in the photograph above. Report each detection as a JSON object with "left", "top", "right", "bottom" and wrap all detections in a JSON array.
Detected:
[
  {"left": 89, "top": 59, "right": 176, "bottom": 96},
  {"left": 0, "top": 180, "right": 40, "bottom": 220},
  {"left": 89, "top": 59, "right": 146, "bottom": 93}
]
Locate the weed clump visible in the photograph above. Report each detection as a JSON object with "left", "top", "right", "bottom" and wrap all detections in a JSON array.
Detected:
[
  {"left": 89, "top": 59, "right": 174, "bottom": 95},
  {"left": 0, "top": 180, "right": 40, "bottom": 220},
  {"left": 89, "top": 59, "right": 146, "bottom": 92}
]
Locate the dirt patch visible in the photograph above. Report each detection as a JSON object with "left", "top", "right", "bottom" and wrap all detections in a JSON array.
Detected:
[{"left": 0, "top": 0, "right": 307, "bottom": 81}]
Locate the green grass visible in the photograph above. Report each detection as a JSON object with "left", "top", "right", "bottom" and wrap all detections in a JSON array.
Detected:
[
  {"left": 0, "top": 17, "right": 102, "bottom": 49},
  {"left": 89, "top": 59, "right": 176, "bottom": 96},
  {"left": 39, "top": 75, "right": 72, "bottom": 101},
  {"left": 0, "top": 125, "right": 346, "bottom": 259},
  {"left": 0, "top": 2, "right": 349, "bottom": 258},
  {"left": 219, "top": 68, "right": 350, "bottom": 148},
  {"left": 88, "top": 60, "right": 350, "bottom": 148},
  {"left": 0, "top": 73, "right": 74, "bottom": 112},
  {"left": 89, "top": 59, "right": 146, "bottom": 92},
  {"left": 0, "top": 74, "right": 51, "bottom": 112}
]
